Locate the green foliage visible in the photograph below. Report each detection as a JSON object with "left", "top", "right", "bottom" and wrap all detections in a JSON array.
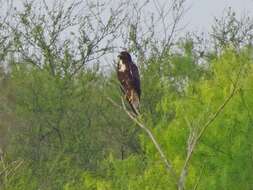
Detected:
[
  {"left": 1, "top": 2, "right": 253, "bottom": 190},
  {"left": 3, "top": 45, "right": 253, "bottom": 190}
]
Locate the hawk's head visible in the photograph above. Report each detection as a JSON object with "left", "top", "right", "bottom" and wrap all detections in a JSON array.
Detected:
[
  {"left": 117, "top": 51, "right": 132, "bottom": 72},
  {"left": 118, "top": 51, "right": 132, "bottom": 62}
]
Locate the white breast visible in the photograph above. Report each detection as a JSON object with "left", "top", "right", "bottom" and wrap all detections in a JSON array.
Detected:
[{"left": 118, "top": 60, "right": 126, "bottom": 72}]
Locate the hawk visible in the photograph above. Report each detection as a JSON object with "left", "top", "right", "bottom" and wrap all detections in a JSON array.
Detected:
[{"left": 116, "top": 51, "right": 141, "bottom": 115}]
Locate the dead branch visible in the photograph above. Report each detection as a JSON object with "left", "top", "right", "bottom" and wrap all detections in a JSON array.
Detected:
[
  {"left": 107, "top": 96, "right": 178, "bottom": 183},
  {"left": 177, "top": 61, "right": 242, "bottom": 190}
]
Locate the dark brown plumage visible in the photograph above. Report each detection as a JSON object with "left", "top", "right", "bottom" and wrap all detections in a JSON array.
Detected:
[{"left": 116, "top": 51, "right": 141, "bottom": 115}]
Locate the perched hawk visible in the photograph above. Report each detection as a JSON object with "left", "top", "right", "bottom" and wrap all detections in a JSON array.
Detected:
[{"left": 116, "top": 51, "right": 141, "bottom": 115}]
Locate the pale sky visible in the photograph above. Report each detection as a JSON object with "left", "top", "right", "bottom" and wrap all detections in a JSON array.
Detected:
[
  {"left": 0, "top": 0, "right": 252, "bottom": 71},
  {"left": 1, "top": 0, "right": 252, "bottom": 33},
  {"left": 185, "top": 0, "right": 253, "bottom": 32}
]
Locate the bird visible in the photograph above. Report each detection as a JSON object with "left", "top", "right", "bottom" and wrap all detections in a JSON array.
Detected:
[{"left": 116, "top": 51, "right": 141, "bottom": 115}]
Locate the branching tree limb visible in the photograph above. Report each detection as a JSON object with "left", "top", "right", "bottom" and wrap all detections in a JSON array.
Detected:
[
  {"left": 4, "top": 0, "right": 127, "bottom": 76},
  {"left": 177, "top": 62, "right": 242, "bottom": 190},
  {"left": 107, "top": 97, "right": 178, "bottom": 182},
  {"left": 178, "top": 86, "right": 238, "bottom": 190},
  {"left": 0, "top": 151, "right": 23, "bottom": 188}
]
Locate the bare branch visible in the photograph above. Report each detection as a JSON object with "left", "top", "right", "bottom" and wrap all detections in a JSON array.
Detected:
[
  {"left": 177, "top": 60, "right": 243, "bottom": 190},
  {"left": 107, "top": 96, "right": 178, "bottom": 183}
]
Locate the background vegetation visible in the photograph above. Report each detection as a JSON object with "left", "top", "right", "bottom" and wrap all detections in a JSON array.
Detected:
[{"left": 0, "top": 0, "right": 253, "bottom": 189}]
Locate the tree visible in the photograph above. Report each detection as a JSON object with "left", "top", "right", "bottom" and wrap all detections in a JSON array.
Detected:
[{"left": 1, "top": 1, "right": 253, "bottom": 190}]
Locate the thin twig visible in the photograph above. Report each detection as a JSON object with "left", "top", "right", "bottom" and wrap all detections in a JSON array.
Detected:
[
  {"left": 6, "top": 160, "right": 24, "bottom": 178},
  {"left": 193, "top": 164, "right": 206, "bottom": 190}
]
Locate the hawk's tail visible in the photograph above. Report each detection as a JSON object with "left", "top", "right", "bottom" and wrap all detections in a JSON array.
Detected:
[{"left": 129, "top": 91, "right": 140, "bottom": 116}]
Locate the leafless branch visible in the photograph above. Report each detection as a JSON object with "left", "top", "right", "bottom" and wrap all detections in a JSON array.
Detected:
[
  {"left": 177, "top": 61, "right": 242, "bottom": 190},
  {"left": 3, "top": 0, "right": 126, "bottom": 76},
  {"left": 107, "top": 96, "right": 178, "bottom": 184}
]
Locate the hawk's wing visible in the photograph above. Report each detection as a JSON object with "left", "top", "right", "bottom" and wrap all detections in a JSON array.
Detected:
[{"left": 129, "top": 63, "right": 141, "bottom": 98}]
